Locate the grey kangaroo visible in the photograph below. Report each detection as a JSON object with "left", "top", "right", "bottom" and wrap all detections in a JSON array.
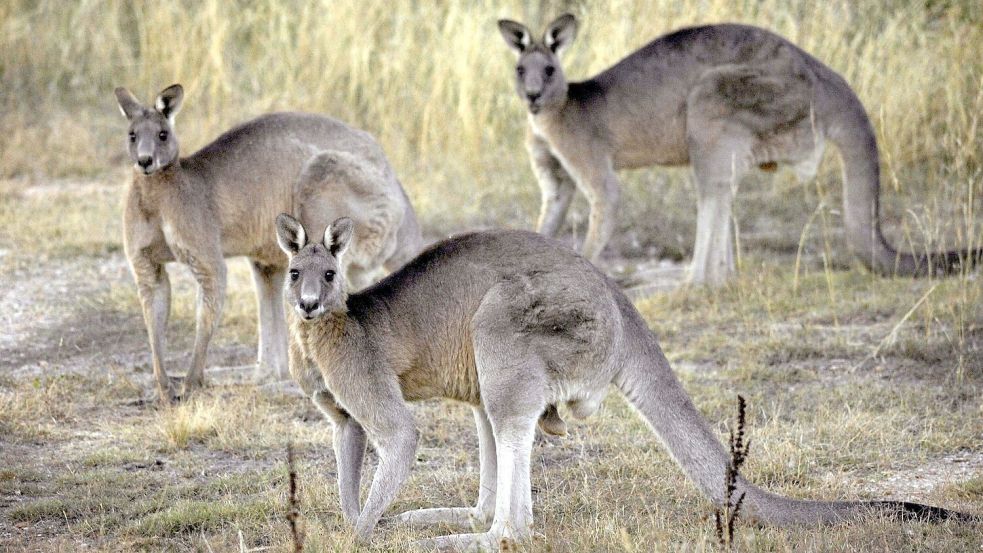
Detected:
[
  {"left": 114, "top": 84, "right": 421, "bottom": 402},
  {"left": 277, "top": 214, "right": 970, "bottom": 551},
  {"left": 498, "top": 14, "right": 981, "bottom": 285}
]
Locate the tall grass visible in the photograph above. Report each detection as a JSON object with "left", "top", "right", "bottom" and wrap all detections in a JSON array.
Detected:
[{"left": 1, "top": 0, "right": 980, "bottom": 241}]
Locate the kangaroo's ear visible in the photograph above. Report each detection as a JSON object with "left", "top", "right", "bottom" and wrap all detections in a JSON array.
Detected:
[
  {"left": 324, "top": 217, "right": 354, "bottom": 258},
  {"left": 543, "top": 13, "right": 577, "bottom": 55},
  {"left": 155, "top": 84, "right": 184, "bottom": 122},
  {"left": 498, "top": 19, "right": 532, "bottom": 54},
  {"left": 276, "top": 213, "right": 307, "bottom": 255},
  {"left": 114, "top": 87, "right": 143, "bottom": 120}
]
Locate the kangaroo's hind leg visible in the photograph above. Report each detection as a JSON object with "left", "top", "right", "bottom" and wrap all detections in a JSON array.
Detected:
[
  {"left": 394, "top": 406, "right": 498, "bottom": 529},
  {"left": 686, "top": 63, "right": 815, "bottom": 285},
  {"left": 685, "top": 119, "right": 753, "bottom": 286},
  {"left": 251, "top": 261, "right": 289, "bottom": 382},
  {"left": 413, "top": 292, "right": 547, "bottom": 551}
]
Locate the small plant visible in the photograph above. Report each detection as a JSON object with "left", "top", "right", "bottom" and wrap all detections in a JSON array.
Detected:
[
  {"left": 715, "top": 395, "right": 751, "bottom": 551},
  {"left": 286, "top": 443, "right": 305, "bottom": 553}
]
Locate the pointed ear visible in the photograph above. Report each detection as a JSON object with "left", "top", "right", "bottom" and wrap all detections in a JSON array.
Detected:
[
  {"left": 543, "top": 13, "right": 578, "bottom": 55},
  {"left": 114, "top": 87, "right": 143, "bottom": 120},
  {"left": 276, "top": 213, "right": 307, "bottom": 256},
  {"left": 498, "top": 19, "right": 532, "bottom": 54},
  {"left": 155, "top": 84, "right": 184, "bottom": 122},
  {"left": 324, "top": 217, "right": 354, "bottom": 258}
]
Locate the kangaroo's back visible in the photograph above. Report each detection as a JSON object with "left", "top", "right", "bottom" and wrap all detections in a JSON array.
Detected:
[
  {"left": 188, "top": 112, "right": 390, "bottom": 180},
  {"left": 586, "top": 24, "right": 823, "bottom": 166},
  {"left": 350, "top": 230, "right": 612, "bottom": 326},
  {"left": 181, "top": 112, "right": 409, "bottom": 261}
]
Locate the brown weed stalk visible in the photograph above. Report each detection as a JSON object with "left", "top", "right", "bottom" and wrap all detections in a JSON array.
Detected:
[
  {"left": 286, "top": 443, "right": 305, "bottom": 553},
  {"left": 715, "top": 395, "right": 750, "bottom": 551}
]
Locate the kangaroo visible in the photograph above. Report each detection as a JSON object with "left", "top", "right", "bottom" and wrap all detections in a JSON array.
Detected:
[
  {"left": 113, "top": 84, "right": 421, "bottom": 402},
  {"left": 498, "top": 14, "right": 982, "bottom": 285},
  {"left": 276, "top": 214, "right": 971, "bottom": 551}
]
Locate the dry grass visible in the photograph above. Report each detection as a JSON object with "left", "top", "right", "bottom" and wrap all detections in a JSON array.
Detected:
[
  {"left": 0, "top": 180, "right": 980, "bottom": 550},
  {"left": 1, "top": 1, "right": 982, "bottom": 551},
  {"left": 2, "top": 1, "right": 981, "bottom": 242}
]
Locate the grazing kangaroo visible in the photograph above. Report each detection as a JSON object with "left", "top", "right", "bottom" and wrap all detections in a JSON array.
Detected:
[
  {"left": 498, "top": 15, "right": 981, "bottom": 284},
  {"left": 114, "top": 84, "right": 421, "bottom": 402},
  {"left": 277, "top": 215, "right": 970, "bottom": 551}
]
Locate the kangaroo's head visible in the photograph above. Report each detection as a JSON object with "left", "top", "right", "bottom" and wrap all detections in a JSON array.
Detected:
[
  {"left": 498, "top": 14, "right": 578, "bottom": 115},
  {"left": 276, "top": 213, "right": 353, "bottom": 321},
  {"left": 113, "top": 84, "right": 184, "bottom": 175}
]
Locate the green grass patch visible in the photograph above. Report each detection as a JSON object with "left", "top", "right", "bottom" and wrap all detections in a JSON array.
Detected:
[{"left": 127, "top": 498, "right": 275, "bottom": 537}]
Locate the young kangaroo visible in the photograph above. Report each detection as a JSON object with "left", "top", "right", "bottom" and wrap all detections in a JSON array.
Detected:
[
  {"left": 498, "top": 15, "right": 981, "bottom": 285},
  {"left": 277, "top": 214, "right": 971, "bottom": 551},
  {"left": 114, "top": 84, "right": 421, "bottom": 402}
]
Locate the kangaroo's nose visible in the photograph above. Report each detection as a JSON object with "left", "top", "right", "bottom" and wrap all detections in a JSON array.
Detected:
[
  {"left": 300, "top": 299, "right": 320, "bottom": 314},
  {"left": 137, "top": 156, "right": 153, "bottom": 169},
  {"left": 526, "top": 92, "right": 541, "bottom": 103}
]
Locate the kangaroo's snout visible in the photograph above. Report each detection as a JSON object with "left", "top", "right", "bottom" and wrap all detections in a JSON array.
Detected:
[
  {"left": 295, "top": 283, "right": 327, "bottom": 319},
  {"left": 137, "top": 155, "right": 153, "bottom": 170},
  {"left": 299, "top": 298, "right": 320, "bottom": 316}
]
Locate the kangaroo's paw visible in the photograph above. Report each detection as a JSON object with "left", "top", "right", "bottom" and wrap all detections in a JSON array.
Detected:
[
  {"left": 412, "top": 526, "right": 537, "bottom": 553},
  {"left": 410, "top": 531, "right": 501, "bottom": 552},
  {"left": 392, "top": 507, "right": 490, "bottom": 529}
]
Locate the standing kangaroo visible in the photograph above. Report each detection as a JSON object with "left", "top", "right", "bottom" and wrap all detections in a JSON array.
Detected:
[
  {"left": 114, "top": 84, "right": 421, "bottom": 402},
  {"left": 498, "top": 15, "right": 981, "bottom": 284},
  {"left": 277, "top": 215, "right": 970, "bottom": 551}
]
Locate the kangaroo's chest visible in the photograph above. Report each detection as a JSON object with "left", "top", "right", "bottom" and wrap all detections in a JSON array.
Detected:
[{"left": 298, "top": 320, "right": 356, "bottom": 394}]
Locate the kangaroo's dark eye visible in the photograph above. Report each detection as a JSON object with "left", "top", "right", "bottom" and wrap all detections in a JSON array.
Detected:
[
  {"left": 516, "top": 66, "right": 525, "bottom": 77},
  {"left": 158, "top": 130, "right": 168, "bottom": 141},
  {"left": 128, "top": 131, "right": 136, "bottom": 143},
  {"left": 324, "top": 270, "right": 335, "bottom": 282},
  {"left": 289, "top": 269, "right": 299, "bottom": 282},
  {"left": 544, "top": 66, "right": 555, "bottom": 77}
]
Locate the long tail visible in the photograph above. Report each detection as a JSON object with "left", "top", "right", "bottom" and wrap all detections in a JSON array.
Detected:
[
  {"left": 825, "top": 88, "right": 981, "bottom": 277},
  {"left": 612, "top": 301, "right": 976, "bottom": 525}
]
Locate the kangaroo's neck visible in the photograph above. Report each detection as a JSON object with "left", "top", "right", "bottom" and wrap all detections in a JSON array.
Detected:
[
  {"left": 315, "top": 310, "right": 354, "bottom": 336},
  {"left": 529, "top": 80, "right": 605, "bottom": 138},
  {"left": 130, "top": 160, "right": 215, "bottom": 215},
  {"left": 131, "top": 161, "right": 184, "bottom": 200},
  {"left": 304, "top": 309, "right": 363, "bottom": 357},
  {"left": 528, "top": 104, "right": 568, "bottom": 139}
]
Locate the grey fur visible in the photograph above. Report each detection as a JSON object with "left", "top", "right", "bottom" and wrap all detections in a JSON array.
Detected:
[
  {"left": 278, "top": 219, "right": 968, "bottom": 550},
  {"left": 114, "top": 84, "right": 421, "bottom": 402},
  {"left": 498, "top": 15, "right": 981, "bottom": 284}
]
